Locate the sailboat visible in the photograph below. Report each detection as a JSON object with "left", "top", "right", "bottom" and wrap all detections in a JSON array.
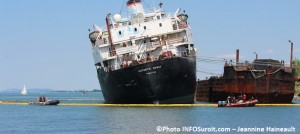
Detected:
[{"left": 21, "top": 85, "right": 27, "bottom": 95}]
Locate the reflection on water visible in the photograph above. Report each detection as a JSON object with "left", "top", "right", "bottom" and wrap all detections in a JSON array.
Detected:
[{"left": 96, "top": 107, "right": 200, "bottom": 133}]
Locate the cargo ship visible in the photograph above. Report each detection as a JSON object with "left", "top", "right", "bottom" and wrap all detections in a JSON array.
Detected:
[
  {"left": 88, "top": 0, "right": 196, "bottom": 104},
  {"left": 196, "top": 49, "right": 296, "bottom": 103}
]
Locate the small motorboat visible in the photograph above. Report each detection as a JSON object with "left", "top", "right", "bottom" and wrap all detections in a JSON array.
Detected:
[
  {"left": 29, "top": 100, "right": 60, "bottom": 106},
  {"left": 218, "top": 99, "right": 258, "bottom": 107},
  {"left": 29, "top": 96, "right": 60, "bottom": 106}
]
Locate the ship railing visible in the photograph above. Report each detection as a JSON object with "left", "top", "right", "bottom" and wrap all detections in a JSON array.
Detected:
[
  {"left": 152, "top": 41, "right": 160, "bottom": 46},
  {"left": 143, "top": 11, "right": 173, "bottom": 19},
  {"left": 235, "top": 62, "right": 251, "bottom": 67},
  {"left": 135, "top": 42, "right": 161, "bottom": 53},
  {"left": 235, "top": 62, "right": 289, "bottom": 69},
  {"left": 178, "top": 22, "right": 188, "bottom": 29},
  {"left": 146, "top": 41, "right": 162, "bottom": 51},
  {"left": 146, "top": 42, "right": 158, "bottom": 48},
  {"left": 116, "top": 46, "right": 139, "bottom": 55},
  {"left": 162, "top": 13, "right": 173, "bottom": 19},
  {"left": 103, "top": 65, "right": 118, "bottom": 72},
  {"left": 137, "top": 43, "right": 150, "bottom": 53},
  {"left": 167, "top": 37, "right": 186, "bottom": 45},
  {"left": 96, "top": 39, "right": 107, "bottom": 45},
  {"left": 177, "top": 51, "right": 190, "bottom": 57},
  {"left": 284, "top": 64, "right": 293, "bottom": 68},
  {"left": 114, "top": 12, "right": 173, "bottom": 26},
  {"left": 146, "top": 43, "right": 153, "bottom": 49}
]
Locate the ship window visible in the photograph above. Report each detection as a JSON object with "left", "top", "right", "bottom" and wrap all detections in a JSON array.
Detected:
[
  {"left": 134, "top": 28, "right": 137, "bottom": 32},
  {"left": 119, "top": 31, "right": 122, "bottom": 35},
  {"left": 159, "top": 23, "right": 162, "bottom": 27},
  {"left": 122, "top": 43, "right": 126, "bottom": 47},
  {"left": 144, "top": 26, "right": 146, "bottom": 30},
  {"left": 157, "top": 16, "right": 160, "bottom": 20}
]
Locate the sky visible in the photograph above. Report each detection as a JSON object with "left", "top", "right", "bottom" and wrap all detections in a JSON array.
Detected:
[{"left": 0, "top": 0, "right": 299, "bottom": 91}]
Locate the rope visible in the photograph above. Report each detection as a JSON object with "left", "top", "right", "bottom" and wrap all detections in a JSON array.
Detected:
[
  {"left": 250, "top": 69, "right": 265, "bottom": 79},
  {"left": 119, "top": 0, "right": 126, "bottom": 14},
  {"left": 196, "top": 70, "right": 222, "bottom": 76},
  {"left": 267, "top": 66, "right": 283, "bottom": 75}
]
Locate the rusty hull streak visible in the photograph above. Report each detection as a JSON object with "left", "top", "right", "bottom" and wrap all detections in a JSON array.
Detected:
[{"left": 196, "top": 59, "right": 296, "bottom": 104}]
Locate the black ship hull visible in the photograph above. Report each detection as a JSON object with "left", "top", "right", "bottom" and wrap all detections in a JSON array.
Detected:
[{"left": 97, "top": 57, "right": 196, "bottom": 104}]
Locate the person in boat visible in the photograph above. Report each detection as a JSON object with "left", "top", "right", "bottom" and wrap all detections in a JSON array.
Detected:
[
  {"left": 236, "top": 94, "right": 243, "bottom": 103},
  {"left": 232, "top": 96, "right": 237, "bottom": 103},
  {"left": 42, "top": 96, "right": 46, "bottom": 102},
  {"left": 38, "top": 96, "right": 43, "bottom": 102},
  {"left": 242, "top": 94, "right": 247, "bottom": 102},
  {"left": 227, "top": 96, "right": 231, "bottom": 104},
  {"left": 237, "top": 94, "right": 242, "bottom": 100},
  {"left": 38, "top": 96, "right": 41, "bottom": 102}
]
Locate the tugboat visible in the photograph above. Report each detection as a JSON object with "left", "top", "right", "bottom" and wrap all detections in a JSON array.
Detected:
[{"left": 88, "top": 0, "right": 196, "bottom": 104}]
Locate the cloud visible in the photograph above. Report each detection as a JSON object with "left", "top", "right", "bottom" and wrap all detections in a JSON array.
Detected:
[{"left": 266, "top": 49, "right": 274, "bottom": 54}]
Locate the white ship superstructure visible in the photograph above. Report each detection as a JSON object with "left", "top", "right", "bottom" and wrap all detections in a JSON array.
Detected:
[
  {"left": 89, "top": 0, "right": 195, "bottom": 71},
  {"left": 88, "top": 0, "right": 196, "bottom": 104}
]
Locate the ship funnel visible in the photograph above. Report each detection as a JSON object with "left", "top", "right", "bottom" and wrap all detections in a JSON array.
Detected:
[
  {"left": 254, "top": 52, "right": 258, "bottom": 60},
  {"left": 127, "top": 0, "right": 144, "bottom": 15},
  {"left": 236, "top": 49, "right": 239, "bottom": 64},
  {"left": 289, "top": 40, "right": 294, "bottom": 67}
]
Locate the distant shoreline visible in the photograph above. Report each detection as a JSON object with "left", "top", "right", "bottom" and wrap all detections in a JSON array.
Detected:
[
  {"left": 54, "top": 90, "right": 102, "bottom": 92},
  {"left": 1, "top": 88, "right": 101, "bottom": 93}
]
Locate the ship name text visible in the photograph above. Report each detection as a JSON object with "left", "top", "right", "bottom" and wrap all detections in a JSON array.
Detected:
[{"left": 138, "top": 66, "right": 161, "bottom": 73}]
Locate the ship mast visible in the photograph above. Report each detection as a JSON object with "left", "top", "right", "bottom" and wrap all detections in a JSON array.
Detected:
[
  {"left": 288, "top": 40, "right": 293, "bottom": 67},
  {"left": 254, "top": 52, "right": 258, "bottom": 60},
  {"left": 236, "top": 49, "right": 239, "bottom": 64},
  {"left": 106, "top": 14, "right": 116, "bottom": 56}
]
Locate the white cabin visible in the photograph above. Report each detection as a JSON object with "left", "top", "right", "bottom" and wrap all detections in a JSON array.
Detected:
[{"left": 89, "top": 0, "right": 195, "bottom": 72}]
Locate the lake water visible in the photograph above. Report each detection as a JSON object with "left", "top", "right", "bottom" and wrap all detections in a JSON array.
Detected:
[{"left": 0, "top": 92, "right": 299, "bottom": 134}]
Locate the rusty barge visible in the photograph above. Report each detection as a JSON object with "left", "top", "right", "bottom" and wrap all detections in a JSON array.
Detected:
[{"left": 196, "top": 49, "right": 296, "bottom": 103}]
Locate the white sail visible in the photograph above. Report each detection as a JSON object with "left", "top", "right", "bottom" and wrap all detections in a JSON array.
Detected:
[{"left": 21, "top": 85, "right": 27, "bottom": 95}]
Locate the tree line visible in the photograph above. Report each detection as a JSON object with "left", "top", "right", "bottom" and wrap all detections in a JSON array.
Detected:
[{"left": 295, "top": 59, "right": 300, "bottom": 77}]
